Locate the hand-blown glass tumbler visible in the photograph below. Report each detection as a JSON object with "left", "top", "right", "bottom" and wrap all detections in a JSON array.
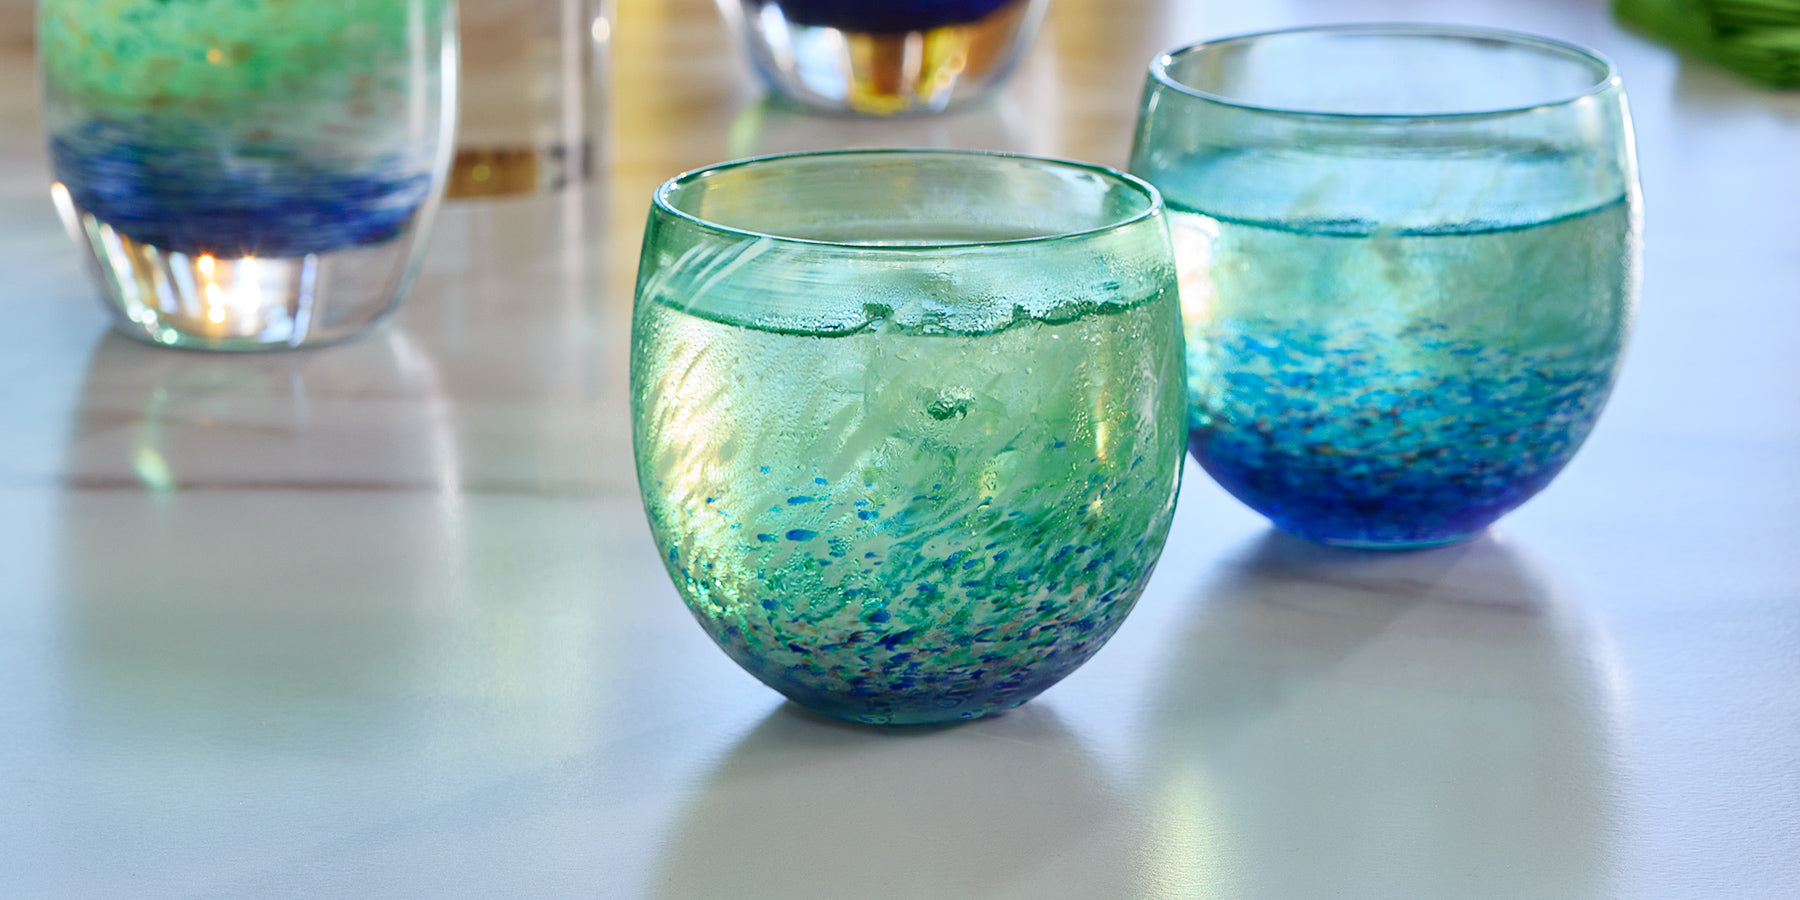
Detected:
[
  {"left": 631, "top": 150, "right": 1185, "bottom": 724},
  {"left": 1129, "top": 25, "right": 1641, "bottom": 549},
  {"left": 40, "top": 0, "right": 458, "bottom": 351}
]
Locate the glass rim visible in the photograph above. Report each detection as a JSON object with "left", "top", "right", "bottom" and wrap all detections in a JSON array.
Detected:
[
  {"left": 651, "top": 148, "right": 1165, "bottom": 251},
  {"left": 1148, "top": 23, "right": 1623, "bottom": 121}
]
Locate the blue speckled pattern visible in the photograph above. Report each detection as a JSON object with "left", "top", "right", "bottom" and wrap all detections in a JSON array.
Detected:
[
  {"left": 1187, "top": 319, "right": 1616, "bottom": 548},
  {"left": 1167, "top": 201, "right": 1634, "bottom": 549},
  {"left": 650, "top": 448, "right": 1175, "bottom": 725}
]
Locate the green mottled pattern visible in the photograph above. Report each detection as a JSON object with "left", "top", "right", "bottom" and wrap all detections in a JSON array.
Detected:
[
  {"left": 39, "top": 0, "right": 450, "bottom": 117},
  {"left": 632, "top": 287, "right": 1186, "bottom": 723}
]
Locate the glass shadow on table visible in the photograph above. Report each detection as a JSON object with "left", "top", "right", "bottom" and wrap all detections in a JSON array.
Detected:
[
  {"left": 48, "top": 175, "right": 620, "bottom": 762},
  {"left": 51, "top": 328, "right": 466, "bottom": 732},
  {"left": 40, "top": 320, "right": 663, "bottom": 887},
  {"left": 652, "top": 702, "right": 1136, "bottom": 899},
  {"left": 1136, "top": 530, "right": 1621, "bottom": 899},
  {"left": 34, "top": 329, "right": 474, "bottom": 888},
  {"left": 26, "top": 172, "right": 630, "bottom": 892}
]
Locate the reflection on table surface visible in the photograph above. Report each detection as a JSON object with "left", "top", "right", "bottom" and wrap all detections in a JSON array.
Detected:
[
  {"left": 2, "top": 0, "right": 1799, "bottom": 897},
  {"left": 655, "top": 704, "right": 1133, "bottom": 898},
  {"left": 1143, "top": 533, "right": 1617, "bottom": 898}
]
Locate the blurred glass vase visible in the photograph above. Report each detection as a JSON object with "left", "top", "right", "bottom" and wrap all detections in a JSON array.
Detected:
[
  {"left": 39, "top": 0, "right": 458, "bottom": 351},
  {"left": 718, "top": 0, "right": 1050, "bottom": 115},
  {"left": 450, "top": 0, "right": 607, "bottom": 197}
]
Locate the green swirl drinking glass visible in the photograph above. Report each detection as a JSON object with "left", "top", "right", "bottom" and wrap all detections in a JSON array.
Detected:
[
  {"left": 631, "top": 150, "right": 1185, "bottom": 725},
  {"left": 1129, "top": 25, "right": 1642, "bottom": 549}
]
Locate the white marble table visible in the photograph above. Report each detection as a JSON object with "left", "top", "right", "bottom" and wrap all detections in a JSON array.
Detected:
[{"left": 2, "top": 0, "right": 1796, "bottom": 896}]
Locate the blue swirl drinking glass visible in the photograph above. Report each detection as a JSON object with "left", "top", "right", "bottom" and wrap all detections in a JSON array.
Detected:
[
  {"left": 1129, "top": 25, "right": 1641, "bottom": 549},
  {"left": 631, "top": 150, "right": 1185, "bottom": 724},
  {"left": 40, "top": 0, "right": 457, "bottom": 351},
  {"left": 716, "top": 0, "right": 1049, "bottom": 115}
]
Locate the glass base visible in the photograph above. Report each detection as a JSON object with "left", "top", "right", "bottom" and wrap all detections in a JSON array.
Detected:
[
  {"left": 730, "top": 0, "right": 1047, "bottom": 115},
  {"left": 53, "top": 185, "right": 425, "bottom": 352},
  {"left": 1314, "top": 530, "right": 1487, "bottom": 552},
  {"left": 781, "top": 690, "right": 1031, "bottom": 727}
]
